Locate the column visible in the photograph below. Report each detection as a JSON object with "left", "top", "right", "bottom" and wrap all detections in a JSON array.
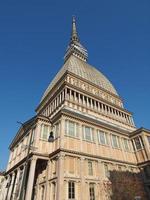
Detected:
[
  {"left": 87, "top": 97, "right": 89, "bottom": 108},
  {"left": 7, "top": 172, "right": 15, "bottom": 200},
  {"left": 74, "top": 91, "right": 77, "bottom": 109},
  {"left": 56, "top": 153, "right": 64, "bottom": 200},
  {"left": 97, "top": 102, "right": 100, "bottom": 112},
  {"left": 12, "top": 169, "right": 20, "bottom": 200},
  {"left": 2, "top": 176, "right": 10, "bottom": 200},
  {"left": 62, "top": 90, "right": 65, "bottom": 101},
  {"left": 25, "top": 157, "right": 37, "bottom": 200},
  {"left": 69, "top": 89, "right": 72, "bottom": 101},
  {"left": 126, "top": 115, "right": 130, "bottom": 124},
  {"left": 64, "top": 88, "right": 68, "bottom": 106},
  {"left": 59, "top": 93, "right": 62, "bottom": 104},
  {"left": 78, "top": 93, "right": 81, "bottom": 104}
]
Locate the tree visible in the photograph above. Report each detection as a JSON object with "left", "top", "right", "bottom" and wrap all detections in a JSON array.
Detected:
[{"left": 103, "top": 170, "right": 147, "bottom": 200}]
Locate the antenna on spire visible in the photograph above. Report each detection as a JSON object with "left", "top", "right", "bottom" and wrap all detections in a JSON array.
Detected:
[
  {"left": 64, "top": 16, "right": 88, "bottom": 62},
  {"left": 71, "top": 16, "right": 79, "bottom": 42}
]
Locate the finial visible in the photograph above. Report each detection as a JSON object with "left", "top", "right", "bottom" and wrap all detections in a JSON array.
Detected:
[
  {"left": 64, "top": 16, "right": 88, "bottom": 62},
  {"left": 71, "top": 16, "right": 79, "bottom": 42}
]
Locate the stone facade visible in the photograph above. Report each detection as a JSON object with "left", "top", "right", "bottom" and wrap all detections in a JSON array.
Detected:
[{"left": 1, "top": 18, "right": 150, "bottom": 200}]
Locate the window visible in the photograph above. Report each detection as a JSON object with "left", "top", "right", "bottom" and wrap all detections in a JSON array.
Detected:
[
  {"left": 41, "top": 124, "right": 49, "bottom": 140},
  {"left": 88, "top": 161, "right": 93, "bottom": 175},
  {"left": 97, "top": 131, "right": 109, "bottom": 145},
  {"left": 144, "top": 166, "right": 150, "bottom": 179},
  {"left": 147, "top": 136, "right": 150, "bottom": 145},
  {"left": 31, "top": 128, "right": 35, "bottom": 144},
  {"left": 104, "top": 164, "right": 110, "bottom": 178},
  {"left": 68, "top": 181, "right": 75, "bottom": 199},
  {"left": 54, "top": 123, "right": 60, "bottom": 138},
  {"left": 65, "top": 120, "right": 79, "bottom": 137},
  {"left": 112, "top": 135, "right": 120, "bottom": 148},
  {"left": 123, "top": 138, "right": 130, "bottom": 151},
  {"left": 13, "top": 148, "right": 17, "bottom": 159},
  {"left": 83, "top": 126, "right": 94, "bottom": 142},
  {"left": 134, "top": 137, "right": 142, "bottom": 150},
  {"left": 89, "top": 183, "right": 95, "bottom": 200}
]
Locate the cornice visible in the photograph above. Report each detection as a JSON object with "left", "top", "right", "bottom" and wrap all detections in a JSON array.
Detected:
[
  {"left": 5, "top": 152, "right": 49, "bottom": 175},
  {"left": 9, "top": 116, "right": 37, "bottom": 150},
  {"left": 49, "top": 148, "right": 137, "bottom": 167},
  {"left": 36, "top": 71, "right": 68, "bottom": 112},
  {"left": 130, "top": 127, "right": 150, "bottom": 138},
  {"left": 137, "top": 160, "right": 150, "bottom": 167},
  {"left": 63, "top": 108, "right": 134, "bottom": 134},
  {"left": 9, "top": 115, "right": 52, "bottom": 150},
  {"left": 51, "top": 108, "right": 133, "bottom": 136}
]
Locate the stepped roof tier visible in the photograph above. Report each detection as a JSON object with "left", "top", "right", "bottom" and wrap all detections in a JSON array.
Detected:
[{"left": 41, "top": 17, "right": 118, "bottom": 103}]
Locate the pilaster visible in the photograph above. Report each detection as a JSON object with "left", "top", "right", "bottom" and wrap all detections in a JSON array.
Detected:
[
  {"left": 25, "top": 157, "right": 37, "bottom": 200},
  {"left": 56, "top": 153, "right": 65, "bottom": 200}
]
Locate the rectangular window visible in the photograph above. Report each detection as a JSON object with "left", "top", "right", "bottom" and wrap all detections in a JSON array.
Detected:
[
  {"left": 85, "top": 126, "right": 91, "bottom": 140},
  {"left": 31, "top": 128, "right": 35, "bottom": 144},
  {"left": 89, "top": 183, "right": 95, "bottom": 200},
  {"left": 112, "top": 135, "right": 120, "bottom": 148},
  {"left": 65, "top": 120, "right": 79, "bottom": 137},
  {"left": 41, "top": 124, "right": 49, "bottom": 140},
  {"left": 104, "top": 164, "right": 110, "bottom": 178},
  {"left": 123, "top": 138, "right": 130, "bottom": 151},
  {"left": 134, "top": 137, "right": 142, "bottom": 150},
  {"left": 147, "top": 136, "right": 150, "bottom": 145},
  {"left": 88, "top": 161, "right": 93, "bottom": 176},
  {"left": 97, "top": 131, "right": 109, "bottom": 145},
  {"left": 69, "top": 121, "right": 75, "bottom": 136},
  {"left": 83, "top": 126, "right": 94, "bottom": 142},
  {"left": 54, "top": 123, "right": 60, "bottom": 138},
  {"left": 68, "top": 181, "right": 75, "bottom": 199}
]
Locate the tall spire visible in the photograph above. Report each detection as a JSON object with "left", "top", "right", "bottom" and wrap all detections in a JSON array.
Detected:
[
  {"left": 71, "top": 16, "right": 79, "bottom": 42},
  {"left": 64, "top": 17, "right": 88, "bottom": 62}
]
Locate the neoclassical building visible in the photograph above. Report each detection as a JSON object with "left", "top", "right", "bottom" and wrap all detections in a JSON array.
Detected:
[{"left": 2, "top": 17, "right": 150, "bottom": 200}]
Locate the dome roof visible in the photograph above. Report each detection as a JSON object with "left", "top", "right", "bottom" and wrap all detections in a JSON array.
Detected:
[
  {"left": 41, "top": 55, "right": 118, "bottom": 102},
  {"left": 41, "top": 18, "right": 118, "bottom": 102}
]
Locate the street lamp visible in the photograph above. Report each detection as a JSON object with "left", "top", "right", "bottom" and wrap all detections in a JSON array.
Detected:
[
  {"left": 48, "top": 131, "right": 54, "bottom": 142},
  {"left": 18, "top": 115, "right": 54, "bottom": 200}
]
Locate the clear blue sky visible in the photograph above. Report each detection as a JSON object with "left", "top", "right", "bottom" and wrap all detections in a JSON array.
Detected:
[{"left": 0, "top": 0, "right": 150, "bottom": 170}]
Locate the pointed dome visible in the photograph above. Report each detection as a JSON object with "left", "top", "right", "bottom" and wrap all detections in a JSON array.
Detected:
[
  {"left": 41, "top": 55, "right": 118, "bottom": 102},
  {"left": 40, "top": 18, "right": 119, "bottom": 102}
]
